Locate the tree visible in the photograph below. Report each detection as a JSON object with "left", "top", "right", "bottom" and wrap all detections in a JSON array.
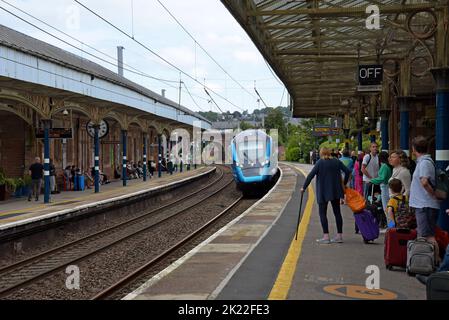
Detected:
[
  {"left": 286, "top": 147, "right": 301, "bottom": 162},
  {"left": 232, "top": 111, "right": 242, "bottom": 119},
  {"left": 284, "top": 118, "right": 329, "bottom": 163},
  {"left": 240, "top": 121, "right": 254, "bottom": 131},
  {"left": 264, "top": 108, "right": 287, "bottom": 145},
  {"left": 198, "top": 111, "right": 220, "bottom": 122}
]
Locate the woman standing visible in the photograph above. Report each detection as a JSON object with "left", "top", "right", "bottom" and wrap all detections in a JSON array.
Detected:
[
  {"left": 300, "top": 147, "right": 352, "bottom": 244},
  {"left": 388, "top": 150, "right": 411, "bottom": 197},
  {"left": 370, "top": 151, "right": 393, "bottom": 213}
]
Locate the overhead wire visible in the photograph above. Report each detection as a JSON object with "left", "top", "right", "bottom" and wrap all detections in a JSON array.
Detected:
[
  {"left": 73, "top": 0, "right": 245, "bottom": 112},
  {"left": 0, "top": 0, "right": 210, "bottom": 111},
  {"left": 182, "top": 82, "right": 205, "bottom": 112},
  {"left": 155, "top": 0, "right": 258, "bottom": 101},
  {"left": 203, "top": 88, "right": 223, "bottom": 113},
  {"left": 0, "top": 0, "right": 179, "bottom": 84},
  {"left": 254, "top": 83, "right": 269, "bottom": 108}
]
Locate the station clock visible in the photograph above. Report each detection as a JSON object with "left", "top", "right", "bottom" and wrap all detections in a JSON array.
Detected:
[{"left": 86, "top": 120, "right": 109, "bottom": 139}]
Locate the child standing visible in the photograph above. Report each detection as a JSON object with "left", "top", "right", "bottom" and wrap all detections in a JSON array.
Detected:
[{"left": 386, "top": 178, "right": 410, "bottom": 229}]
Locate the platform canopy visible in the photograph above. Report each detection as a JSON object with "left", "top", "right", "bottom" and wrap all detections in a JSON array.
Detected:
[{"left": 221, "top": 0, "right": 445, "bottom": 117}]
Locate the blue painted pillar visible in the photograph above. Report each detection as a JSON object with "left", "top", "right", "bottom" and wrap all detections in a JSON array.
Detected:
[
  {"left": 431, "top": 68, "right": 449, "bottom": 232},
  {"left": 143, "top": 133, "right": 147, "bottom": 182},
  {"left": 179, "top": 137, "right": 183, "bottom": 173},
  {"left": 169, "top": 140, "right": 173, "bottom": 175},
  {"left": 43, "top": 120, "right": 51, "bottom": 204},
  {"left": 357, "top": 130, "right": 363, "bottom": 154},
  {"left": 398, "top": 96, "right": 411, "bottom": 156},
  {"left": 158, "top": 134, "right": 162, "bottom": 178},
  {"left": 122, "top": 130, "right": 127, "bottom": 186},
  {"left": 194, "top": 141, "right": 198, "bottom": 170},
  {"left": 94, "top": 125, "right": 100, "bottom": 193},
  {"left": 380, "top": 111, "right": 390, "bottom": 152}
]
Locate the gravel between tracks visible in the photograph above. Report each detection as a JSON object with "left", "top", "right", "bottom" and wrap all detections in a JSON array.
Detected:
[
  {"left": 0, "top": 168, "right": 221, "bottom": 267},
  {"left": 3, "top": 167, "right": 259, "bottom": 300}
]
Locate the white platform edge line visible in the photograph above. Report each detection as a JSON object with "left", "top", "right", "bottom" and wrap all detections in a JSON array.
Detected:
[
  {"left": 0, "top": 167, "right": 215, "bottom": 231},
  {"left": 122, "top": 164, "right": 292, "bottom": 300}
]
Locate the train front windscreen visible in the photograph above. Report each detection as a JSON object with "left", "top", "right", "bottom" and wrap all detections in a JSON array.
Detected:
[{"left": 235, "top": 135, "right": 268, "bottom": 168}]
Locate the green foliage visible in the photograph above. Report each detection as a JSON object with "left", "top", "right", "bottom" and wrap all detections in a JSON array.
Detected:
[
  {"left": 319, "top": 135, "right": 373, "bottom": 153},
  {"left": 240, "top": 121, "right": 255, "bottom": 131},
  {"left": 264, "top": 108, "right": 287, "bottom": 145},
  {"left": 0, "top": 167, "right": 26, "bottom": 192},
  {"left": 320, "top": 141, "right": 346, "bottom": 151},
  {"left": 198, "top": 111, "right": 220, "bottom": 122},
  {"left": 24, "top": 175, "right": 32, "bottom": 186},
  {"left": 286, "top": 147, "right": 301, "bottom": 162},
  {"left": 14, "top": 178, "right": 25, "bottom": 190},
  {"left": 0, "top": 173, "right": 16, "bottom": 191},
  {"left": 284, "top": 118, "right": 330, "bottom": 164}
]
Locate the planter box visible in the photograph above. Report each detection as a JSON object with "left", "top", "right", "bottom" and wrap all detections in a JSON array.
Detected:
[
  {"left": 14, "top": 187, "right": 23, "bottom": 198},
  {"left": 22, "top": 186, "right": 30, "bottom": 197},
  {"left": 0, "top": 184, "right": 10, "bottom": 201}
]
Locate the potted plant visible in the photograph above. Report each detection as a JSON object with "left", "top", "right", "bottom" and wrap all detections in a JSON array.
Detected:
[
  {"left": 22, "top": 175, "right": 32, "bottom": 197},
  {"left": 0, "top": 169, "right": 16, "bottom": 201},
  {"left": 14, "top": 178, "right": 25, "bottom": 198}
]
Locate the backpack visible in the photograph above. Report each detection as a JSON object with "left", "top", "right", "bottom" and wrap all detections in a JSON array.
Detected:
[
  {"left": 393, "top": 196, "right": 417, "bottom": 229},
  {"left": 361, "top": 154, "right": 379, "bottom": 175},
  {"left": 423, "top": 158, "right": 449, "bottom": 200}
]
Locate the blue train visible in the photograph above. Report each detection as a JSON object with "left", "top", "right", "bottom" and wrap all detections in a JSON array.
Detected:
[{"left": 231, "top": 129, "right": 278, "bottom": 194}]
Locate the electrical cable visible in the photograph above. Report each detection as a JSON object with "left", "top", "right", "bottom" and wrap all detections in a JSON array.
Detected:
[
  {"left": 156, "top": 0, "right": 258, "bottom": 101},
  {"left": 74, "top": 0, "right": 245, "bottom": 112}
]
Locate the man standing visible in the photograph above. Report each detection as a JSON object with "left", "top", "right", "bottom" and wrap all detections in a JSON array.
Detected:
[
  {"left": 28, "top": 157, "right": 44, "bottom": 201},
  {"left": 361, "top": 142, "right": 380, "bottom": 199},
  {"left": 409, "top": 136, "right": 441, "bottom": 258}
]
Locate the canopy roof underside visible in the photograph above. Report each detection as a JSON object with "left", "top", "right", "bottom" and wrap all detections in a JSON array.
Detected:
[{"left": 221, "top": 0, "right": 447, "bottom": 117}]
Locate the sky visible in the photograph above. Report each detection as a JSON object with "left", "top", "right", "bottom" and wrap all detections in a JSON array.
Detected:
[{"left": 0, "top": 0, "right": 288, "bottom": 114}]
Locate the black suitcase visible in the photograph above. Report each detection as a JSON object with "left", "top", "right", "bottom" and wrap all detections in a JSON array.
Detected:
[{"left": 426, "top": 272, "right": 449, "bottom": 300}]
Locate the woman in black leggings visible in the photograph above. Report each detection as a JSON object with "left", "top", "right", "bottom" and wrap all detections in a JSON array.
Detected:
[{"left": 301, "top": 147, "right": 352, "bottom": 244}]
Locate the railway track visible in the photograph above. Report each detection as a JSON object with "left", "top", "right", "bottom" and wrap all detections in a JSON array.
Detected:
[
  {"left": 0, "top": 166, "right": 239, "bottom": 299},
  {"left": 92, "top": 195, "right": 244, "bottom": 300}
]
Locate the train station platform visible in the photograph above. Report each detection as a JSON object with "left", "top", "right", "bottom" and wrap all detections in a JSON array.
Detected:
[
  {"left": 0, "top": 167, "right": 214, "bottom": 236},
  {"left": 125, "top": 162, "right": 425, "bottom": 300}
]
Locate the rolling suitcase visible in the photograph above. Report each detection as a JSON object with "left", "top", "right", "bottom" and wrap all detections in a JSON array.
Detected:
[
  {"left": 354, "top": 209, "right": 379, "bottom": 243},
  {"left": 384, "top": 228, "right": 417, "bottom": 270},
  {"left": 426, "top": 272, "right": 449, "bottom": 300},
  {"left": 366, "top": 184, "right": 386, "bottom": 228}
]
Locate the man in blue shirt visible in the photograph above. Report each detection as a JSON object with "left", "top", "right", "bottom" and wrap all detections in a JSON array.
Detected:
[{"left": 409, "top": 136, "right": 441, "bottom": 258}]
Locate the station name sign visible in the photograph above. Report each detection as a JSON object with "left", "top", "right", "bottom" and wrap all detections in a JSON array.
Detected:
[
  {"left": 312, "top": 125, "right": 340, "bottom": 137},
  {"left": 36, "top": 128, "right": 73, "bottom": 139},
  {"left": 358, "top": 64, "right": 383, "bottom": 92}
]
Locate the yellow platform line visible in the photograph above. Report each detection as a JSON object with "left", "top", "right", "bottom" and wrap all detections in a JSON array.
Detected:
[{"left": 268, "top": 167, "right": 315, "bottom": 300}]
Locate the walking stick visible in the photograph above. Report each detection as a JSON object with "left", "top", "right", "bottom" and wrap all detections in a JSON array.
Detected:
[{"left": 295, "top": 191, "right": 305, "bottom": 240}]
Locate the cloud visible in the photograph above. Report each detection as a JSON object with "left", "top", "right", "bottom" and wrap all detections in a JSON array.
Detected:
[
  {"left": 0, "top": 0, "right": 286, "bottom": 112},
  {"left": 233, "top": 50, "right": 263, "bottom": 64}
]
